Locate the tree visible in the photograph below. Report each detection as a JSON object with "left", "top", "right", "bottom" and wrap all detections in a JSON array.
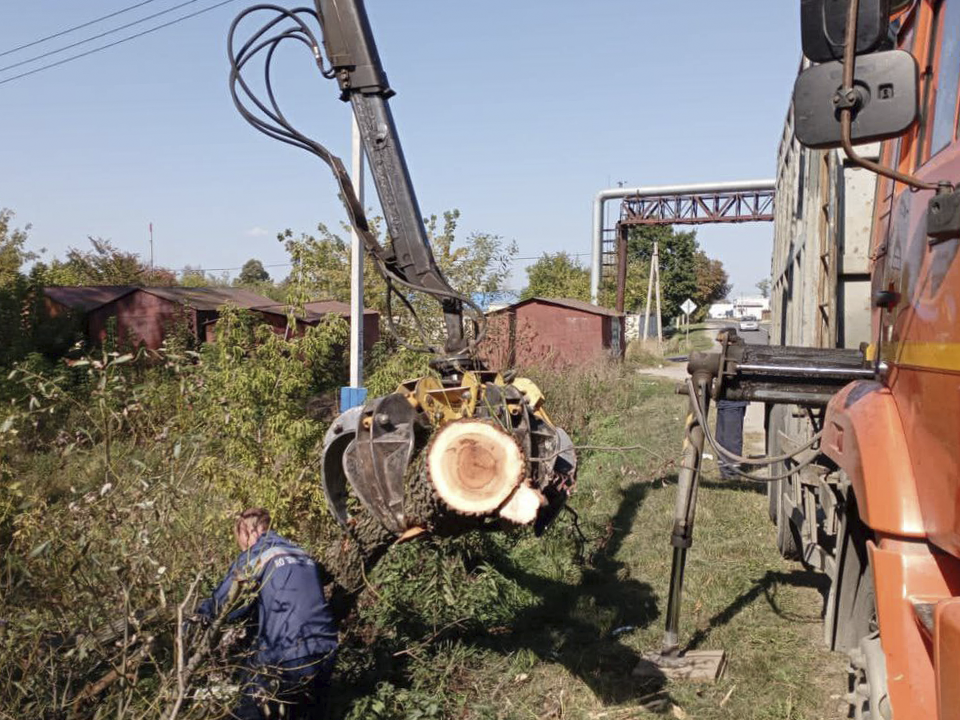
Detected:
[
  {"left": 281, "top": 209, "right": 517, "bottom": 348},
  {"left": 756, "top": 278, "right": 771, "bottom": 298},
  {"left": 0, "top": 212, "right": 83, "bottom": 366},
  {"left": 627, "top": 225, "right": 699, "bottom": 320},
  {"left": 424, "top": 210, "right": 517, "bottom": 307},
  {"left": 521, "top": 252, "right": 590, "bottom": 302},
  {"left": 238, "top": 258, "right": 271, "bottom": 285},
  {"left": 693, "top": 250, "right": 731, "bottom": 318},
  {"left": 0, "top": 209, "right": 35, "bottom": 290},
  {"left": 625, "top": 225, "right": 732, "bottom": 321},
  {"left": 45, "top": 237, "right": 176, "bottom": 286}
]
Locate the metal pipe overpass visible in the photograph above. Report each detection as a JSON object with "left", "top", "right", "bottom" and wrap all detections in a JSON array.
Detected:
[{"left": 590, "top": 180, "right": 776, "bottom": 304}]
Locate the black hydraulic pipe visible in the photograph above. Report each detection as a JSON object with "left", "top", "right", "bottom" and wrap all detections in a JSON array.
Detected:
[{"left": 736, "top": 364, "right": 875, "bottom": 378}]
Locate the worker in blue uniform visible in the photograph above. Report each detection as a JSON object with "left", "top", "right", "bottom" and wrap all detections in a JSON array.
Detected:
[
  {"left": 196, "top": 507, "right": 338, "bottom": 720},
  {"left": 714, "top": 330, "right": 749, "bottom": 479},
  {"left": 716, "top": 399, "right": 749, "bottom": 479}
]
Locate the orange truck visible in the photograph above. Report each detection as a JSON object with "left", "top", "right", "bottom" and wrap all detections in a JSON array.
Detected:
[
  {"left": 658, "top": 1, "right": 960, "bottom": 716},
  {"left": 771, "top": 1, "right": 960, "bottom": 716}
]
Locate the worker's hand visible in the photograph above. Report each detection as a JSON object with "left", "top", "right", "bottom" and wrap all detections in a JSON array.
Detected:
[
  {"left": 183, "top": 613, "right": 212, "bottom": 635},
  {"left": 180, "top": 613, "right": 211, "bottom": 645}
]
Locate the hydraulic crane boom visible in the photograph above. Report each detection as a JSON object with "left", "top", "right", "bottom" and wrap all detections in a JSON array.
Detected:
[
  {"left": 315, "top": 0, "right": 466, "bottom": 357},
  {"left": 226, "top": 1, "right": 578, "bottom": 576}
]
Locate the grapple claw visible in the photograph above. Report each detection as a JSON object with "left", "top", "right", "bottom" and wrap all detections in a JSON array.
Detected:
[{"left": 320, "top": 373, "right": 577, "bottom": 550}]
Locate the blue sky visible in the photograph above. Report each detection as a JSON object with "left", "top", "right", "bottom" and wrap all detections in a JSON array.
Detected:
[{"left": 0, "top": 1, "right": 801, "bottom": 298}]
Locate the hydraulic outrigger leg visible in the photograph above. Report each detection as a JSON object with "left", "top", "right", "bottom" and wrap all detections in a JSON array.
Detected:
[
  {"left": 635, "top": 334, "right": 869, "bottom": 682},
  {"left": 636, "top": 364, "right": 727, "bottom": 682}
]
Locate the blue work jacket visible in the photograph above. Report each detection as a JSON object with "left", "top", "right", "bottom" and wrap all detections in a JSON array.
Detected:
[{"left": 198, "top": 530, "right": 338, "bottom": 668}]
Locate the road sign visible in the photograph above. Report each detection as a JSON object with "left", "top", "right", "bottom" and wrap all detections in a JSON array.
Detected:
[{"left": 680, "top": 298, "right": 697, "bottom": 316}]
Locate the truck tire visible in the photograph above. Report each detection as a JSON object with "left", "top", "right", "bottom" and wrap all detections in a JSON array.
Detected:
[
  {"left": 827, "top": 496, "right": 876, "bottom": 653},
  {"left": 767, "top": 480, "right": 778, "bottom": 524},
  {"left": 766, "top": 404, "right": 802, "bottom": 559},
  {"left": 765, "top": 405, "right": 783, "bottom": 524},
  {"left": 775, "top": 475, "right": 802, "bottom": 560}
]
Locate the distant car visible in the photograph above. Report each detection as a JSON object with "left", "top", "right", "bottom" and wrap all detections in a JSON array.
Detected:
[{"left": 739, "top": 316, "right": 759, "bottom": 331}]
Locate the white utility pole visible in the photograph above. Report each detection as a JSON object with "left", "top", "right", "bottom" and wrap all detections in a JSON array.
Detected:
[
  {"left": 349, "top": 115, "right": 365, "bottom": 388},
  {"left": 642, "top": 241, "right": 664, "bottom": 349},
  {"left": 642, "top": 249, "right": 654, "bottom": 342},
  {"left": 653, "top": 242, "right": 663, "bottom": 348}
]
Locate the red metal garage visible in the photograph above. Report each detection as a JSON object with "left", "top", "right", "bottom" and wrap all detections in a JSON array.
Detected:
[{"left": 483, "top": 297, "right": 624, "bottom": 370}]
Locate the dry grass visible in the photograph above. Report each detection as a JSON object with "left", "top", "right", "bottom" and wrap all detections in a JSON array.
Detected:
[{"left": 626, "top": 328, "right": 717, "bottom": 368}]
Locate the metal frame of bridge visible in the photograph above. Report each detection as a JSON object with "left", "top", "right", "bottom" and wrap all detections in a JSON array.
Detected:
[
  {"left": 590, "top": 180, "right": 776, "bottom": 305},
  {"left": 619, "top": 187, "right": 775, "bottom": 226}
]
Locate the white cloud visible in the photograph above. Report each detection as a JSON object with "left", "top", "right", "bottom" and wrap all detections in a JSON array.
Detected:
[{"left": 244, "top": 226, "right": 270, "bottom": 237}]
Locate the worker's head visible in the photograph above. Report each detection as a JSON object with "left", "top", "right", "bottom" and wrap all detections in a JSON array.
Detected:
[{"left": 235, "top": 507, "right": 271, "bottom": 551}]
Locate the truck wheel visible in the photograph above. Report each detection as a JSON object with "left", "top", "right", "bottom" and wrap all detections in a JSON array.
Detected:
[
  {"left": 765, "top": 406, "right": 782, "bottom": 524},
  {"left": 775, "top": 475, "right": 801, "bottom": 560},
  {"left": 848, "top": 631, "right": 891, "bottom": 720},
  {"left": 767, "top": 478, "right": 779, "bottom": 524},
  {"left": 827, "top": 498, "right": 876, "bottom": 652},
  {"left": 826, "top": 495, "right": 890, "bottom": 718}
]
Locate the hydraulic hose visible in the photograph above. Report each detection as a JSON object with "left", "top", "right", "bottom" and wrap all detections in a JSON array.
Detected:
[{"left": 685, "top": 378, "right": 825, "bottom": 483}]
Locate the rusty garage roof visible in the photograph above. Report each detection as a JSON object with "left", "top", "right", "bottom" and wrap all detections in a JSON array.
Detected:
[
  {"left": 137, "top": 287, "right": 278, "bottom": 311},
  {"left": 487, "top": 297, "right": 623, "bottom": 318},
  {"left": 44, "top": 286, "right": 136, "bottom": 311}
]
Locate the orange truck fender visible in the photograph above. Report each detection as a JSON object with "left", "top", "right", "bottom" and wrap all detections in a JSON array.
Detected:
[{"left": 822, "top": 380, "right": 925, "bottom": 537}]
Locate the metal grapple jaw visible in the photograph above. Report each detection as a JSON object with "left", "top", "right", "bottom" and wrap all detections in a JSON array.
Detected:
[{"left": 321, "top": 371, "right": 577, "bottom": 542}]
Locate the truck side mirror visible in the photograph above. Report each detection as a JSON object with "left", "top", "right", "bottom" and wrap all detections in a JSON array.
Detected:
[
  {"left": 801, "top": 0, "right": 893, "bottom": 62},
  {"left": 793, "top": 50, "right": 919, "bottom": 149}
]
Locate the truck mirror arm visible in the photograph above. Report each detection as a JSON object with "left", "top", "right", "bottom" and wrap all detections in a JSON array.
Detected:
[{"left": 838, "top": 0, "right": 940, "bottom": 192}]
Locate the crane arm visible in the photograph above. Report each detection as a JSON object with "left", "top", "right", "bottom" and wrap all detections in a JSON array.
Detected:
[{"left": 314, "top": 0, "right": 466, "bottom": 356}]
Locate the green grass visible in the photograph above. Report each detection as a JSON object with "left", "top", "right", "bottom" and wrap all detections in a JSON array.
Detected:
[{"left": 330, "top": 373, "right": 846, "bottom": 719}]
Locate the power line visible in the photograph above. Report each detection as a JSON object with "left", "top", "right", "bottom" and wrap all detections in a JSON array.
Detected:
[
  {"left": 0, "top": 0, "right": 163, "bottom": 59},
  {"left": 174, "top": 261, "right": 293, "bottom": 273},
  {"left": 170, "top": 254, "right": 589, "bottom": 274},
  {"left": 1, "top": 0, "right": 207, "bottom": 74},
  {"left": 0, "top": 0, "right": 240, "bottom": 86},
  {"left": 514, "top": 252, "right": 590, "bottom": 261}
]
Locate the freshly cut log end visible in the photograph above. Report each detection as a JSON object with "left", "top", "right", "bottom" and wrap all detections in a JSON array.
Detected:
[
  {"left": 498, "top": 484, "right": 546, "bottom": 525},
  {"left": 426, "top": 419, "right": 524, "bottom": 515}
]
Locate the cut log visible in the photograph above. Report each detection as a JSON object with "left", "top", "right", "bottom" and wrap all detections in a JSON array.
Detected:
[
  {"left": 425, "top": 419, "right": 524, "bottom": 515},
  {"left": 498, "top": 484, "right": 546, "bottom": 525}
]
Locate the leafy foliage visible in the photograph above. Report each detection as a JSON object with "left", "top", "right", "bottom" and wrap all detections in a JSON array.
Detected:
[
  {"left": 0, "top": 214, "right": 83, "bottom": 371},
  {"left": 0, "top": 306, "right": 353, "bottom": 715},
  {"left": 196, "top": 307, "right": 348, "bottom": 533},
  {"left": 179, "top": 265, "right": 232, "bottom": 288},
  {"left": 237, "top": 258, "right": 271, "bottom": 285},
  {"left": 520, "top": 252, "right": 591, "bottom": 302},
  {"left": 43, "top": 237, "right": 177, "bottom": 286},
  {"left": 628, "top": 225, "right": 731, "bottom": 320},
  {"left": 627, "top": 225, "right": 699, "bottom": 320},
  {"left": 0, "top": 208, "right": 35, "bottom": 289},
  {"left": 281, "top": 209, "right": 516, "bottom": 351},
  {"left": 693, "top": 249, "right": 731, "bottom": 316}
]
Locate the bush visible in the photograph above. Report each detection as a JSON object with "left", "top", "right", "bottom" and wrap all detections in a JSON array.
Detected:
[
  {"left": 0, "top": 308, "right": 353, "bottom": 717},
  {"left": 195, "top": 308, "right": 348, "bottom": 536}
]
